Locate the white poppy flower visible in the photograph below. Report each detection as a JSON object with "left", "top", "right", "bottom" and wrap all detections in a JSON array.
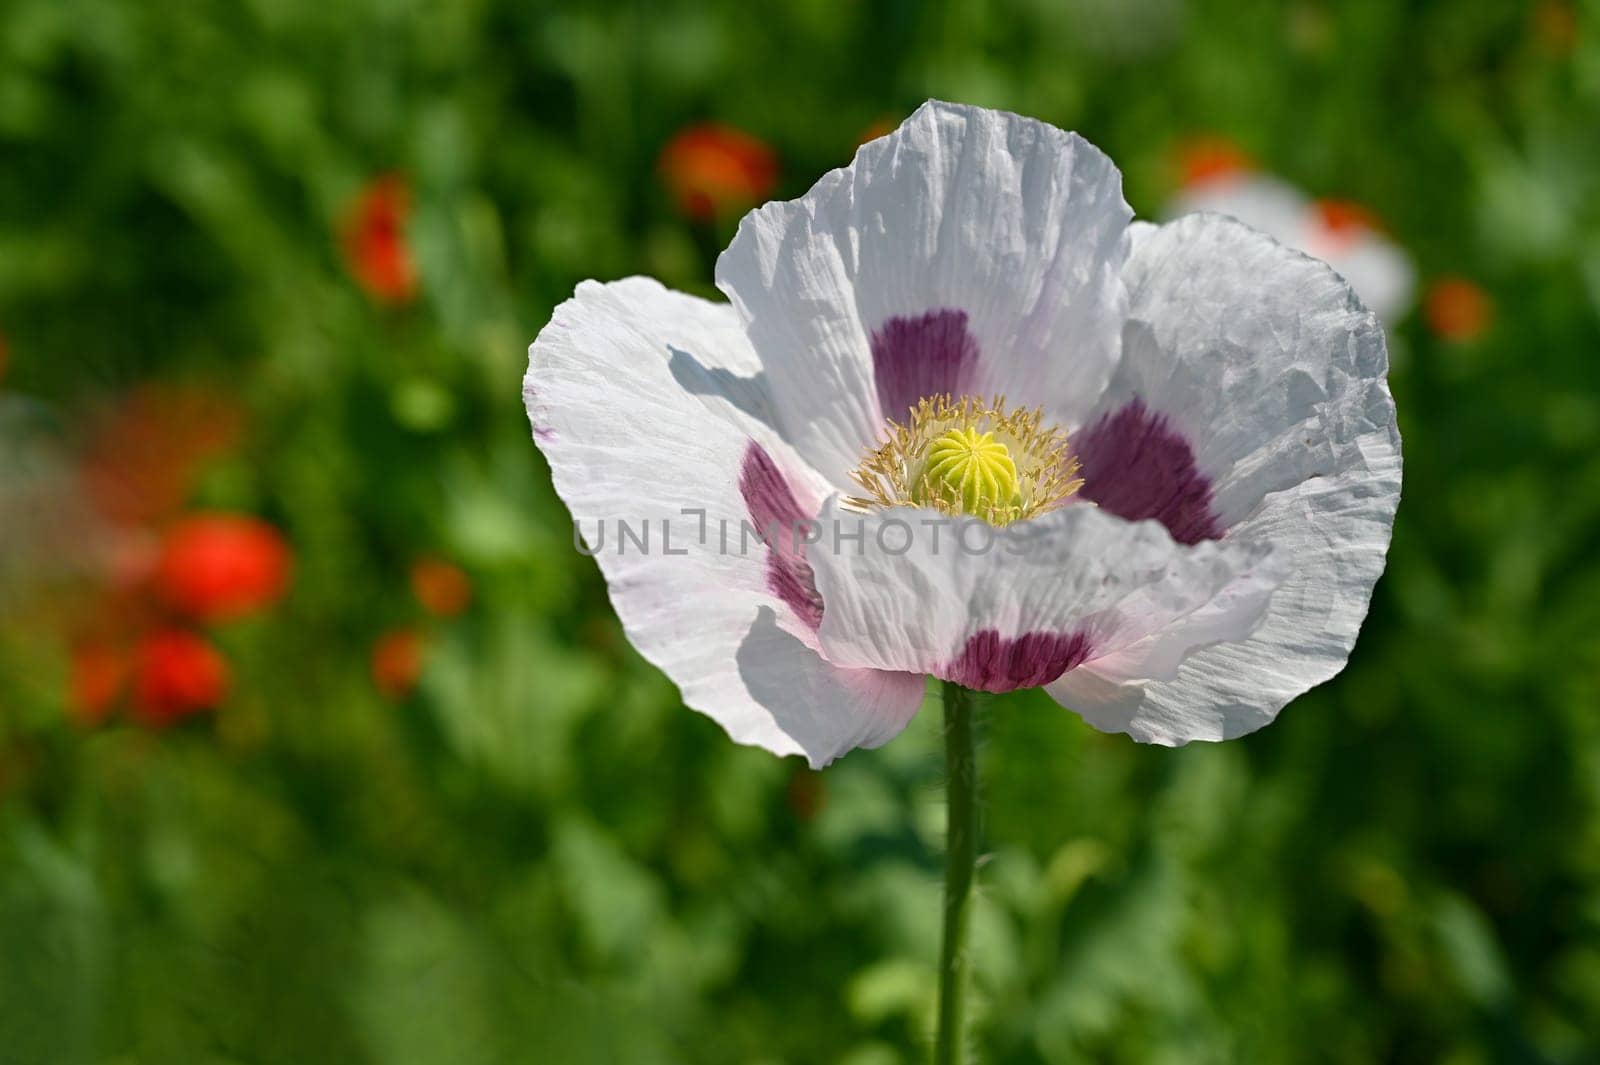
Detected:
[
  {"left": 525, "top": 101, "right": 1401, "bottom": 767},
  {"left": 1169, "top": 157, "right": 1417, "bottom": 325}
]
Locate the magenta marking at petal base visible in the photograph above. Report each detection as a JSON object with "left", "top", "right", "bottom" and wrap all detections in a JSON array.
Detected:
[
  {"left": 739, "top": 442, "right": 824, "bottom": 630},
  {"left": 1074, "top": 397, "right": 1224, "bottom": 544},
  {"left": 941, "top": 629, "right": 1094, "bottom": 692},
  {"left": 870, "top": 309, "right": 980, "bottom": 421}
]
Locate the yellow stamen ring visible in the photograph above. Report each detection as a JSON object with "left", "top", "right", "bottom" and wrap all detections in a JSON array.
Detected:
[{"left": 848, "top": 394, "right": 1083, "bottom": 527}]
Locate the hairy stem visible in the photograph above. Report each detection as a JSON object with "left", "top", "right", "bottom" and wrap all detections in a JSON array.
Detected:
[{"left": 935, "top": 681, "right": 978, "bottom": 1065}]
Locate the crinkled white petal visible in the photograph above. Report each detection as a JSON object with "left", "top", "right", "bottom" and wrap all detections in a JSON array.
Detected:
[
  {"left": 525, "top": 277, "right": 926, "bottom": 767},
  {"left": 1050, "top": 214, "right": 1401, "bottom": 742},
  {"left": 806, "top": 500, "right": 1286, "bottom": 691},
  {"left": 716, "top": 99, "right": 1132, "bottom": 488}
]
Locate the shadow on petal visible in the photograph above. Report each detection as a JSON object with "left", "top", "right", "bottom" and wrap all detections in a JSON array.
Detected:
[{"left": 667, "top": 345, "right": 778, "bottom": 434}]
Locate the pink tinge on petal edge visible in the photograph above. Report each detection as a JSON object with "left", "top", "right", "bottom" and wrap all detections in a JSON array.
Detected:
[
  {"left": 871, "top": 309, "right": 980, "bottom": 422},
  {"left": 739, "top": 442, "right": 824, "bottom": 631},
  {"left": 940, "top": 629, "right": 1094, "bottom": 693},
  {"left": 1074, "top": 397, "right": 1224, "bottom": 545}
]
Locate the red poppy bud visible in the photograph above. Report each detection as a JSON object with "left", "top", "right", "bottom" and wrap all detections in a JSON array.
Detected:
[
  {"left": 1424, "top": 277, "right": 1493, "bottom": 343},
  {"left": 132, "top": 630, "right": 229, "bottom": 726},
  {"left": 372, "top": 629, "right": 425, "bottom": 700},
  {"left": 341, "top": 175, "right": 419, "bottom": 304},
  {"left": 409, "top": 556, "right": 472, "bottom": 618}
]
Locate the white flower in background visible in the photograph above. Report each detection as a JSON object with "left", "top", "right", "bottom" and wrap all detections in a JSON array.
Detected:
[
  {"left": 525, "top": 102, "right": 1401, "bottom": 767},
  {"left": 1168, "top": 139, "right": 1417, "bottom": 325}
]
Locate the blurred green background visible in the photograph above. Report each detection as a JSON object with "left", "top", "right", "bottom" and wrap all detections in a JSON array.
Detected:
[{"left": 2, "top": 0, "right": 1599, "bottom": 1062}]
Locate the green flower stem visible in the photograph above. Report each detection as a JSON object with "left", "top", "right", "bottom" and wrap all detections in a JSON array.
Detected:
[{"left": 935, "top": 681, "right": 979, "bottom": 1065}]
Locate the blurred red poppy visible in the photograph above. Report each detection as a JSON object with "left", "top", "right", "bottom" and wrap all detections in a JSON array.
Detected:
[
  {"left": 0, "top": 330, "right": 9, "bottom": 383},
  {"left": 372, "top": 629, "right": 425, "bottom": 700},
  {"left": 1176, "top": 136, "right": 1254, "bottom": 188},
  {"left": 1424, "top": 277, "right": 1494, "bottom": 342},
  {"left": 659, "top": 124, "right": 778, "bottom": 222},
  {"left": 131, "top": 630, "right": 229, "bottom": 726},
  {"left": 409, "top": 556, "right": 471, "bottom": 618},
  {"left": 69, "top": 641, "right": 128, "bottom": 725},
  {"left": 155, "top": 513, "right": 292, "bottom": 622},
  {"left": 342, "top": 175, "right": 418, "bottom": 304},
  {"left": 80, "top": 384, "right": 243, "bottom": 527}
]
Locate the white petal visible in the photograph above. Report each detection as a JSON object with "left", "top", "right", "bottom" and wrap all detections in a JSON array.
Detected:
[
  {"left": 1051, "top": 214, "right": 1401, "bottom": 742},
  {"left": 1095, "top": 213, "right": 1399, "bottom": 529},
  {"left": 716, "top": 100, "right": 1132, "bottom": 488},
  {"left": 526, "top": 277, "right": 926, "bottom": 767},
  {"left": 806, "top": 500, "right": 1286, "bottom": 694}
]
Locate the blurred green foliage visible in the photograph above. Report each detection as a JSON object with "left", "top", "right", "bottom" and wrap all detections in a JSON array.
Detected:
[{"left": 2, "top": 0, "right": 1600, "bottom": 1062}]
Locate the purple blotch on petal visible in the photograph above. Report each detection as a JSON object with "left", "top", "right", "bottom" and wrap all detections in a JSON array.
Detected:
[
  {"left": 941, "top": 629, "right": 1094, "bottom": 693},
  {"left": 739, "top": 442, "right": 824, "bottom": 631},
  {"left": 871, "top": 309, "right": 980, "bottom": 421},
  {"left": 1074, "top": 397, "right": 1224, "bottom": 544}
]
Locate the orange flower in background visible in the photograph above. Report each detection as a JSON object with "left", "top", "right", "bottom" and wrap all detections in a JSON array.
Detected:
[
  {"left": 342, "top": 175, "right": 418, "bottom": 304},
  {"left": 659, "top": 123, "right": 778, "bottom": 222},
  {"left": 409, "top": 556, "right": 471, "bottom": 618},
  {"left": 155, "top": 513, "right": 291, "bottom": 622},
  {"left": 1424, "top": 277, "right": 1494, "bottom": 343},
  {"left": 372, "top": 629, "right": 425, "bottom": 700},
  {"left": 1534, "top": 1, "right": 1577, "bottom": 56},
  {"left": 786, "top": 768, "right": 827, "bottom": 821},
  {"left": 1309, "top": 198, "right": 1382, "bottom": 252},
  {"left": 856, "top": 116, "right": 899, "bottom": 149},
  {"left": 69, "top": 642, "right": 128, "bottom": 725},
  {"left": 131, "top": 630, "right": 230, "bottom": 726},
  {"left": 80, "top": 384, "right": 243, "bottom": 527},
  {"left": 1175, "top": 136, "right": 1255, "bottom": 188}
]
